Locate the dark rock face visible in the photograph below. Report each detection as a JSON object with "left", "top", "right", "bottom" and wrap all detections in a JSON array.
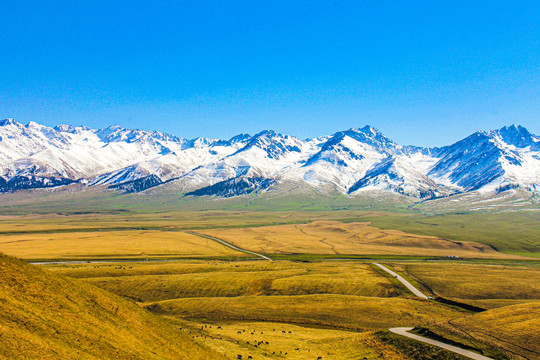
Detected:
[{"left": 185, "top": 177, "right": 275, "bottom": 197}]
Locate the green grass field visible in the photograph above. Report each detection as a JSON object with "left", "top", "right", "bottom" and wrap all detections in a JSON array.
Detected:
[{"left": 355, "top": 211, "right": 540, "bottom": 257}]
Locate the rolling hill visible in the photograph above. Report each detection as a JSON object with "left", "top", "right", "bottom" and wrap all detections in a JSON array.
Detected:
[{"left": 0, "top": 252, "right": 224, "bottom": 360}]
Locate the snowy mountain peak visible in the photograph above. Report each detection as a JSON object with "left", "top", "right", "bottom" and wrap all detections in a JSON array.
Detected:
[
  {"left": 337, "top": 126, "right": 399, "bottom": 153},
  {"left": 234, "top": 130, "right": 303, "bottom": 160},
  {"left": 489, "top": 124, "right": 539, "bottom": 150},
  {"left": 0, "top": 118, "right": 20, "bottom": 127},
  {"left": 95, "top": 125, "right": 184, "bottom": 144},
  {"left": 228, "top": 133, "right": 251, "bottom": 144}
]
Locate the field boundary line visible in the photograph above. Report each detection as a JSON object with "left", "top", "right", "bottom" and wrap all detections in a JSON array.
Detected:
[
  {"left": 186, "top": 231, "right": 273, "bottom": 261},
  {"left": 373, "top": 263, "right": 428, "bottom": 299},
  {"left": 389, "top": 327, "right": 494, "bottom": 360}
]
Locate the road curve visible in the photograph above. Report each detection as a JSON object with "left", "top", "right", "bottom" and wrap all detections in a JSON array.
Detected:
[
  {"left": 373, "top": 263, "right": 428, "bottom": 299},
  {"left": 389, "top": 327, "right": 494, "bottom": 360},
  {"left": 186, "top": 231, "right": 272, "bottom": 261}
]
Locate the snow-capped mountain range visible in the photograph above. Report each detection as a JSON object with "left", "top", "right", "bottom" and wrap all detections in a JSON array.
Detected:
[{"left": 0, "top": 118, "right": 539, "bottom": 199}]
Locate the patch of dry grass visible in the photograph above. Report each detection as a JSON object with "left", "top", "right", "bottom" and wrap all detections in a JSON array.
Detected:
[
  {"left": 201, "top": 221, "right": 516, "bottom": 258},
  {"left": 176, "top": 320, "right": 411, "bottom": 360},
  {"left": 397, "top": 263, "right": 540, "bottom": 304},
  {"left": 145, "top": 294, "right": 464, "bottom": 331},
  {"left": 0, "top": 231, "right": 246, "bottom": 260},
  {"left": 431, "top": 302, "right": 540, "bottom": 360},
  {"left": 51, "top": 261, "right": 399, "bottom": 302}
]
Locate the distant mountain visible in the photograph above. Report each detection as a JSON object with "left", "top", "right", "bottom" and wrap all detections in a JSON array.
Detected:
[{"left": 0, "top": 119, "right": 539, "bottom": 201}]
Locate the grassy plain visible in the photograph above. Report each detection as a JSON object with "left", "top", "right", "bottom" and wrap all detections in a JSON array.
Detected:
[
  {"left": 0, "top": 208, "right": 539, "bottom": 257},
  {"left": 356, "top": 211, "right": 540, "bottom": 257},
  {"left": 2, "top": 211, "right": 532, "bottom": 261},
  {"left": 0, "top": 230, "right": 247, "bottom": 260},
  {"left": 200, "top": 221, "right": 519, "bottom": 259}
]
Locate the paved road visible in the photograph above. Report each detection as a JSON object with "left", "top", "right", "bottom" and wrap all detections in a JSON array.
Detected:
[
  {"left": 187, "top": 231, "right": 272, "bottom": 261},
  {"left": 390, "top": 327, "right": 494, "bottom": 360},
  {"left": 372, "top": 263, "right": 428, "bottom": 299}
]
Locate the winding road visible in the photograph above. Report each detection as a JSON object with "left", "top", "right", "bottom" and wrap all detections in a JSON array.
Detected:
[
  {"left": 372, "top": 262, "right": 428, "bottom": 299},
  {"left": 376, "top": 264, "right": 494, "bottom": 359},
  {"left": 186, "top": 231, "right": 273, "bottom": 261},
  {"left": 28, "top": 239, "right": 497, "bottom": 359},
  {"left": 389, "top": 327, "right": 494, "bottom": 360}
]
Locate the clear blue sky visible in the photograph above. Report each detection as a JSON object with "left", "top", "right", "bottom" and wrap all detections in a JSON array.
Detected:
[{"left": 1, "top": 1, "right": 539, "bottom": 146}]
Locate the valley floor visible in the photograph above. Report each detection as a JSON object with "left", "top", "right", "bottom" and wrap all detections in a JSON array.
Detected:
[{"left": 0, "top": 210, "right": 539, "bottom": 359}]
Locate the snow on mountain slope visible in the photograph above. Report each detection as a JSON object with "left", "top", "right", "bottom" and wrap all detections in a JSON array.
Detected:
[
  {"left": 168, "top": 130, "right": 313, "bottom": 193},
  {"left": 292, "top": 129, "right": 389, "bottom": 192},
  {"left": 285, "top": 126, "right": 442, "bottom": 195},
  {"left": 348, "top": 156, "right": 444, "bottom": 198},
  {"left": 428, "top": 125, "right": 540, "bottom": 193},
  {"left": 0, "top": 119, "right": 538, "bottom": 199},
  {"left": 92, "top": 136, "right": 248, "bottom": 190},
  {"left": 0, "top": 120, "right": 193, "bottom": 191}
]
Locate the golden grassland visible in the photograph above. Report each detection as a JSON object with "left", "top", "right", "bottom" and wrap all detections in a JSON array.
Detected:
[
  {"left": 0, "top": 253, "right": 223, "bottom": 360},
  {"left": 0, "top": 208, "right": 539, "bottom": 257},
  {"left": 50, "top": 261, "right": 399, "bottom": 302},
  {"left": 430, "top": 302, "right": 540, "bottom": 360},
  {"left": 173, "top": 319, "right": 412, "bottom": 360},
  {"left": 1, "top": 253, "right": 471, "bottom": 360},
  {"left": 0, "top": 211, "right": 536, "bottom": 261},
  {"left": 394, "top": 263, "right": 540, "bottom": 308},
  {"left": 145, "top": 294, "right": 465, "bottom": 331},
  {"left": 0, "top": 230, "right": 247, "bottom": 260},
  {"left": 52, "top": 259, "right": 539, "bottom": 359},
  {"left": 201, "top": 221, "right": 519, "bottom": 258},
  {"left": 51, "top": 260, "right": 470, "bottom": 353},
  {"left": 14, "top": 256, "right": 539, "bottom": 360},
  {"left": 1, "top": 207, "right": 538, "bottom": 359}
]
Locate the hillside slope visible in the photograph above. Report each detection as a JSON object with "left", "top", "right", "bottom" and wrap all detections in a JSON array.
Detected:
[
  {"left": 0, "top": 253, "right": 224, "bottom": 360},
  {"left": 432, "top": 302, "right": 540, "bottom": 360}
]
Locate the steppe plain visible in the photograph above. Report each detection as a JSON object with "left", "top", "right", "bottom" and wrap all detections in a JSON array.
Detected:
[{"left": 0, "top": 196, "right": 539, "bottom": 360}]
